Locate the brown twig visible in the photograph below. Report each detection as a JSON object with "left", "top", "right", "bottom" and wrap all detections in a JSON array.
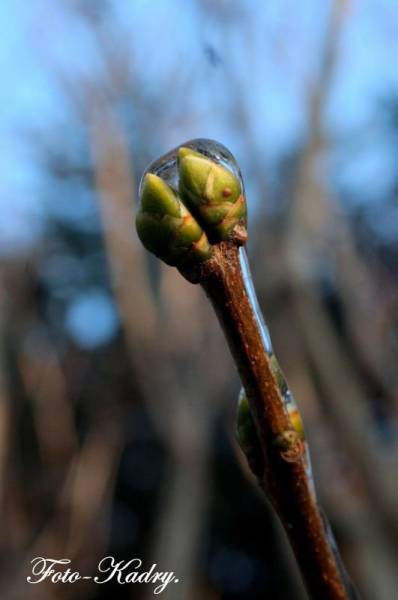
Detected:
[{"left": 182, "top": 241, "right": 352, "bottom": 600}]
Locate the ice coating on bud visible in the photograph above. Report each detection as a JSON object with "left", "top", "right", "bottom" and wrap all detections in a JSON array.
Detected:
[
  {"left": 178, "top": 147, "right": 247, "bottom": 241},
  {"left": 236, "top": 379, "right": 305, "bottom": 470},
  {"left": 269, "top": 354, "right": 288, "bottom": 396},
  {"left": 140, "top": 172, "right": 181, "bottom": 218},
  {"left": 136, "top": 173, "right": 212, "bottom": 267},
  {"left": 269, "top": 355, "right": 305, "bottom": 441},
  {"left": 137, "top": 139, "right": 248, "bottom": 269}
]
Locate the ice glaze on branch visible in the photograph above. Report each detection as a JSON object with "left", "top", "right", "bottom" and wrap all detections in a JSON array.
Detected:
[{"left": 135, "top": 141, "right": 357, "bottom": 600}]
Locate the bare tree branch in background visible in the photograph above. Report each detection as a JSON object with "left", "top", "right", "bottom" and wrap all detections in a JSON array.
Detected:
[
  {"left": 87, "top": 87, "right": 218, "bottom": 599},
  {"left": 2, "top": 413, "right": 123, "bottom": 600},
  {"left": 19, "top": 336, "right": 78, "bottom": 477},
  {"left": 268, "top": 304, "right": 398, "bottom": 600}
]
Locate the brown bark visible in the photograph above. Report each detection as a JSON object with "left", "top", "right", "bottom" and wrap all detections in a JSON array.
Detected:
[{"left": 183, "top": 241, "right": 351, "bottom": 600}]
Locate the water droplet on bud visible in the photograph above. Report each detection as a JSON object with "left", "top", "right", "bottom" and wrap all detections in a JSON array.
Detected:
[{"left": 139, "top": 138, "right": 244, "bottom": 197}]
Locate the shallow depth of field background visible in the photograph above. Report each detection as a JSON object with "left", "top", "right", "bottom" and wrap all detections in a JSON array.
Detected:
[{"left": 1, "top": 1, "right": 398, "bottom": 599}]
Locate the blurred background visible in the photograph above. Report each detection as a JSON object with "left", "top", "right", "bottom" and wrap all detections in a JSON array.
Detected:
[{"left": 1, "top": 0, "right": 398, "bottom": 598}]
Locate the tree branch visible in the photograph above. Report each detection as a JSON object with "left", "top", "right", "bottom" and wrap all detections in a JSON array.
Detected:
[{"left": 184, "top": 241, "right": 353, "bottom": 600}]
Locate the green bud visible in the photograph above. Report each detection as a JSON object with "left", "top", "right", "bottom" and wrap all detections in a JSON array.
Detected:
[
  {"left": 136, "top": 173, "right": 212, "bottom": 267},
  {"left": 269, "top": 354, "right": 289, "bottom": 395},
  {"left": 236, "top": 375, "right": 305, "bottom": 476},
  {"left": 268, "top": 355, "right": 305, "bottom": 440},
  {"left": 288, "top": 406, "right": 305, "bottom": 441},
  {"left": 177, "top": 148, "right": 247, "bottom": 241}
]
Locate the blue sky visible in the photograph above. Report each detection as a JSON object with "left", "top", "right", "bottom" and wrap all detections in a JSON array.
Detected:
[
  {"left": 1, "top": 1, "right": 397, "bottom": 347},
  {"left": 1, "top": 0, "right": 398, "bottom": 253}
]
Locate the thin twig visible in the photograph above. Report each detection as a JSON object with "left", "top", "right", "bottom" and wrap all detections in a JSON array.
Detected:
[{"left": 183, "top": 241, "right": 352, "bottom": 600}]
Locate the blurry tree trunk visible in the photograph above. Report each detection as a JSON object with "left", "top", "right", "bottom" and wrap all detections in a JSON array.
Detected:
[
  {"left": 267, "top": 300, "right": 398, "bottom": 600},
  {"left": 334, "top": 229, "right": 398, "bottom": 416},
  {"left": 88, "top": 93, "right": 212, "bottom": 599},
  {"left": 143, "top": 404, "right": 210, "bottom": 600},
  {"left": 3, "top": 412, "right": 123, "bottom": 600},
  {"left": 292, "top": 288, "right": 398, "bottom": 542}
]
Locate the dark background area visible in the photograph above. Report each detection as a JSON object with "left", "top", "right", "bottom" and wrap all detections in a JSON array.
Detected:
[{"left": 1, "top": 1, "right": 398, "bottom": 598}]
